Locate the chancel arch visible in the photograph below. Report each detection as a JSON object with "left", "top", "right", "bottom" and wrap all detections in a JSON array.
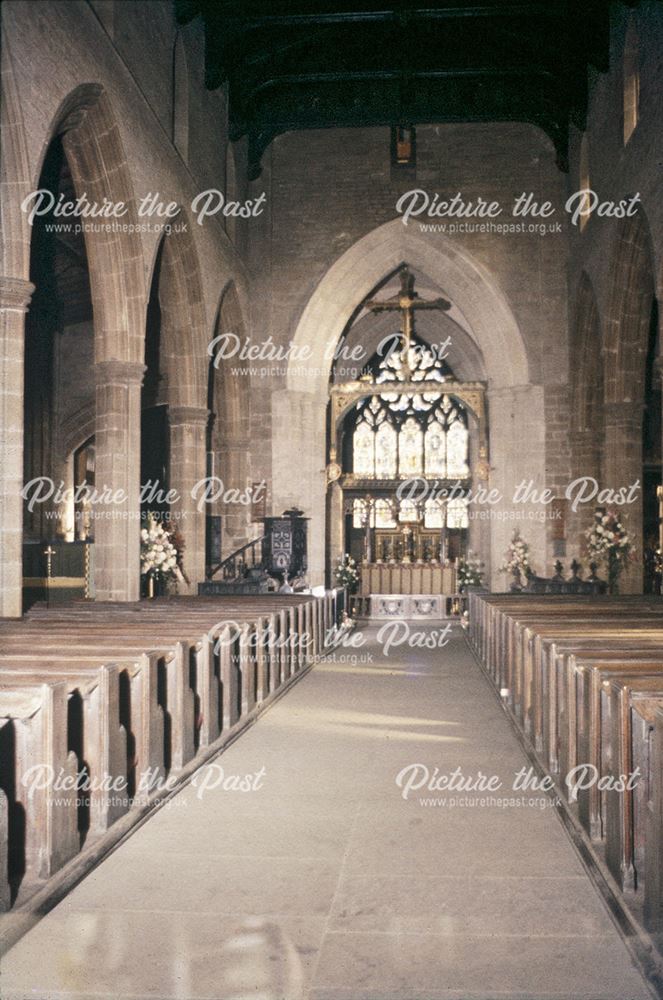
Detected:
[
  {"left": 278, "top": 220, "right": 535, "bottom": 588},
  {"left": 288, "top": 220, "right": 529, "bottom": 395},
  {"left": 334, "top": 319, "right": 483, "bottom": 571}
]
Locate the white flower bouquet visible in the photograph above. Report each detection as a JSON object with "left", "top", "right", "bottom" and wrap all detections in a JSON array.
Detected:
[
  {"left": 140, "top": 514, "right": 180, "bottom": 580},
  {"left": 458, "top": 550, "right": 485, "bottom": 591},
  {"left": 499, "top": 530, "right": 532, "bottom": 580},
  {"left": 585, "top": 508, "right": 632, "bottom": 593},
  {"left": 335, "top": 554, "right": 360, "bottom": 594}
]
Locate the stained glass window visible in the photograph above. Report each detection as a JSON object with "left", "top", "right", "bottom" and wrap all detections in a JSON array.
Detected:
[
  {"left": 375, "top": 499, "right": 396, "bottom": 528},
  {"left": 398, "top": 417, "right": 423, "bottom": 476},
  {"left": 350, "top": 394, "right": 469, "bottom": 479},
  {"left": 375, "top": 422, "right": 397, "bottom": 478},
  {"left": 424, "top": 498, "right": 444, "bottom": 528},
  {"left": 447, "top": 420, "right": 469, "bottom": 478},
  {"left": 399, "top": 499, "right": 419, "bottom": 523},
  {"left": 352, "top": 497, "right": 366, "bottom": 528},
  {"left": 353, "top": 420, "right": 374, "bottom": 476},
  {"left": 353, "top": 497, "right": 397, "bottom": 528},
  {"left": 424, "top": 418, "right": 446, "bottom": 476},
  {"left": 347, "top": 335, "right": 469, "bottom": 481},
  {"left": 375, "top": 336, "right": 452, "bottom": 384},
  {"left": 447, "top": 496, "right": 469, "bottom": 529}
]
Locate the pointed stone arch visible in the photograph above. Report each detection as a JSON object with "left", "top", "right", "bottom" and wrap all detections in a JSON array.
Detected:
[
  {"left": 602, "top": 210, "right": 658, "bottom": 591},
  {"left": 3, "top": 80, "right": 148, "bottom": 608},
  {"left": 27, "top": 83, "right": 148, "bottom": 365},
  {"left": 569, "top": 272, "right": 603, "bottom": 555},
  {"left": 571, "top": 272, "right": 603, "bottom": 440},
  {"left": 288, "top": 218, "right": 529, "bottom": 396},
  {"left": 604, "top": 211, "right": 656, "bottom": 406},
  {"left": 276, "top": 219, "right": 539, "bottom": 587},
  {"left": 143, "top": 217, "right": 210, "bottom": 589},
  {"left": 0, "top": 37, "right": 34, "bottom": 614},
  {"left": 157, "top": 219, "right": 209, "bottom": 409},
  {"left": 208, "top": 281, "right": 252, "bottom": 557}
]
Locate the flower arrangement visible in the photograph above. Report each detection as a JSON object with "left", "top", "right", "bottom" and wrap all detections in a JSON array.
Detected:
[
  {"left": 499, "top": 530, "right": 532, "bottom": 587},
  {"left": 141, "top": 514, "right": 182, "bottom": 595},
  {"left": 335, "top": 554, "right": 360, "bottom": 594},
  {"left": 458, "top": 550, "right": 485, "bottom": 591},
  {"left": 585, "top": 508, "right": 632, "bottom": 594},
  {"left": 326, "top": 609, "right": 357, "bottom": 649}
]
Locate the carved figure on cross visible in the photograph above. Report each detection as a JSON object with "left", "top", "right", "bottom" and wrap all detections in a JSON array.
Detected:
[{"left": 365, "top": 266, "right": 451, "bottom": 378}]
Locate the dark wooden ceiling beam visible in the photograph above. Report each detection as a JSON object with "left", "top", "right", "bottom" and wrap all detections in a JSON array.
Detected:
[{"left": 174, "top": 0, "right": 612, "bottom": 178}]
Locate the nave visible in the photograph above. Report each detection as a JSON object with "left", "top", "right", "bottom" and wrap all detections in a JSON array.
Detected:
[{"left": 1, "top": 622, "right": 653, "bottom": 1000}]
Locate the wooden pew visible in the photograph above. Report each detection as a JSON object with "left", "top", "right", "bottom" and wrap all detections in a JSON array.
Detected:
[
  {"left": 0, "top": 786, "right": 8, "bottom": 911},
  {"left": 0, "top": 655, "right": 165, "bottom": 824},
  {"left": 0, "top": 685, "right": 78, "bottom": 890},
  {"left": 644, "top": 703, "right": 663, "bottom": 947},
  {"left": 468, "top": 593, "right": 663, "bottom": 967},
  {"left": 500, "top": 613, "right": 663, "bottom": 761},
  {"left": 602, "top": 678, "right": 663, "bottom": 891},
  {"left": 0, "top": 591, "right": 336, "bottom": 915}
]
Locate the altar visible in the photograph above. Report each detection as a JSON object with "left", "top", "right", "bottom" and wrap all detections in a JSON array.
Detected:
[
  {"left": 325, "top": 266, "right": 488, "bottom": 619},
  {"left": 360, "top": 561, "right": 456, "bottom": 596},
  {"left": 357, "top": 561, "right": 459, "bottom": 620}
]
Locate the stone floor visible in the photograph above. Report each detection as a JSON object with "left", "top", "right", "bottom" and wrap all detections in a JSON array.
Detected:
[{"left": 0, "top": 623, "right": 656, "bottom": 1000}]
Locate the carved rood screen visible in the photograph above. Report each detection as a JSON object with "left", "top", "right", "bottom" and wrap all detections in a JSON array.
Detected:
[{"left": 329, "top": 346, "right": 487, "bottom": 567}]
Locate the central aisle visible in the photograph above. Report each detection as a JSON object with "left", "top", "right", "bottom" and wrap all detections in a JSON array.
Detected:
[{"left": 1, "top": 624, "right": 654, "bottom": 1000}]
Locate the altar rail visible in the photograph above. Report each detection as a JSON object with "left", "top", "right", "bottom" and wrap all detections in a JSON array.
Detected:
[
  {"left": 468, "top": 593, "right": 663, "bottom": 974},
  {"left": 350, "top": 592, "right": 465, "bottom": 620},
  {"left": 0, "top": 591, "right": 344, "bottom": 947}
]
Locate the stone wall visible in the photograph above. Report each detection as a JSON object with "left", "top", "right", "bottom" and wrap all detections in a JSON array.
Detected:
[
  {"left": 249, "top": 122, "right": 570, "bottom": 585},
  {"left": 2, "top": 0, "right": 662, "bottom": 606},
  {"left": 566, "top": 0, "right": 663, "bottom": 591},
  {"left": 0, "top": 0, "right": 249, "bottom": 613}
]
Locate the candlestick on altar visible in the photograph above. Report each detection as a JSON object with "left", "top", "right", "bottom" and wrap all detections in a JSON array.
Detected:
[
  {"left": 44, "top": 544, "right": 56, "bottom": 607},
  {"left": 439, "top": 499, "right": 449, "bottom": 564},
  {"left": 657, "top": 486, "right": 663, "bottom": 594}
]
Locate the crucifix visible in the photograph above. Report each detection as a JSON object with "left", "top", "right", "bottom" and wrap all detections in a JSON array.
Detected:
[{"left": 365, "top": 266, "right": 451, "bottom": 379}]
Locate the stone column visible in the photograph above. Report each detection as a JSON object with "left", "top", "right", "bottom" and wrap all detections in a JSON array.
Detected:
[
  {"left": 486, "top": 385, "right": 547, "bottom": 590},
  {"left": 94, "top": 360, "right": 144, "bottom": 602},
  {"left": 568, "top": 428, "right": 602, "bottom": 564},
  {"left": 602, "top": 401, "right": 644, "bottom": 593},
  {"left": 168, "top": 405, "right": 208, "bottom": 593},
  {"left": 272, "top": 389, "right": 328, "bottom": 588},
  {"left": 656, "top": 357, "right": 663, "bottom": 557},
  {"left": 0, "top": 277, "right": 34, "bottom": 617},
  {"left": 328, "top": 480, "right": 344, "bottom": 585},
  {"left": 218, "top": 436, "right": 252, "bottom": 556}
]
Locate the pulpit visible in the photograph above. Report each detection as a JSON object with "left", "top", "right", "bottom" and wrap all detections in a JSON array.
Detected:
[{"left": 261, "top": 511, "right": 308, "bottom": 581}]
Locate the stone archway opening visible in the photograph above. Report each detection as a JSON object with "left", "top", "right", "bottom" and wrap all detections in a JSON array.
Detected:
[
  {"left": 569, "top": 272, "right": 603, "bottom": 561},
  {"left": 141, "top": 222, "right": 209, "bottom": 591},
  {"left": 206, "top": 282, "right": 253, "bottom": 568},
  {"left": 277, "top": 220, "right": 535, "bottom": 589},
  {"left": 603, "top": 211, "right": 659, "bottom": 593},
  {"left": 14, "top": 85, "right": 147, "bottom": 607},
  {"left": 327, "top": 265, "right": 488, "bottom": 581},
  {"left": 23, "top": 135, "right": 94, "bottom": 541}
]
